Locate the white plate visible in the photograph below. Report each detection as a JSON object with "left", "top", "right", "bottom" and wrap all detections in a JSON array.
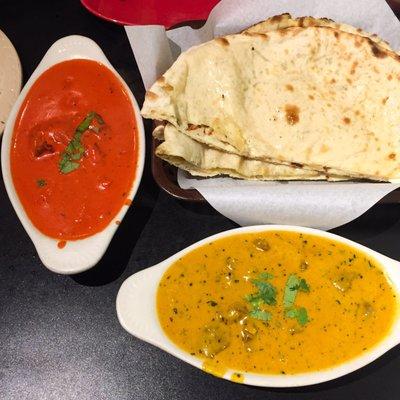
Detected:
[
  {"left": 0, "top": 30, "right": 22, "bottom": 135},
  {"left": 1, "top": 35, "right": 145, "bottom": 274},
  {"left": 116, "top": 225, "right": 400, "bottom": 387}
]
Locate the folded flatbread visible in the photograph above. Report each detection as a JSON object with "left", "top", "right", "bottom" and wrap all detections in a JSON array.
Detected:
[
  {"left": 156, "top": 123, "right": 325, "bottom": 180},
  {"left": 143, "top": 20, "right": 400, "bottom": 182},
  {"left": 152, "top": 15, "right": 372, "bottom": 181}
]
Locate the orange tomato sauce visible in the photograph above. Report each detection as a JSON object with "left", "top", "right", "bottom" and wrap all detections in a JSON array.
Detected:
[{"left": 11, "top": 59, "right": 138, "bottom": 240}]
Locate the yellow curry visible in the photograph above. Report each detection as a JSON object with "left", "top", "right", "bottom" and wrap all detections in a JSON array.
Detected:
[{"left": 157, "top": 231, "right": 397, "bottom": 377}]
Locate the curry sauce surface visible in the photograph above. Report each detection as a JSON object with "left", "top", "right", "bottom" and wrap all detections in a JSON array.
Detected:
[
  {"left": 11, "top": 60, "right": 137, "bottom": 240},
  {"left": 157, "top": 231, "right": 397, "bottom": 375}
]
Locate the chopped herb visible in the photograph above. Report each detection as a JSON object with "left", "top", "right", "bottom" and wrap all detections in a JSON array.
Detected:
[
  {"left": 297, "top": 279, "right": 310, "bottom": 292},
  {"left": 59, "top": 111, "right": 104, "bottom": 174},
  {"left": 246, "top": 274, "right": 277, "bottom": 321},
  {"left": 258, "top": 272, "right": 274, "bottom": 280},
  {"left": 250, "top": 279, "right": 277, "bottom": 306},
  {"left": 36, "top": 179, "right": 46, "bottom": 187},
  {"left": 283, "top": 275, "right": 310, "bottom": 326},
  {"left": 245, "top": 293, "right": 264, "bottom": 310},
  {"left": 248, "top": 309, "right": 271, "bottom": 321},
  {"left": 286, "top": 307, "right": 309, "bottom": 326},
  {"left": 283, "top": 274, "right": 310, "bottom": 308}
]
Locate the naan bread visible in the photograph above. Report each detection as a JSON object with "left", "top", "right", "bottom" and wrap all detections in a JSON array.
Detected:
[
  {"left": 245, "top": 13, "right": 390, "bottom": 50},
  {"left": 151, "top": 15, "right": 384, "bottom": 181},
  {"left": 142, "top": 26, "right": 400, "bottom": 182},
  {"left": 156, "top": 123, "right": 325, "bottom": 180}
]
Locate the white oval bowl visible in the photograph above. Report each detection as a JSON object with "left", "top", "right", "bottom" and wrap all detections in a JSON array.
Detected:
[
  {"left": 1, "top": 35, "right": 145, "bottom": 274},
  {"left": 116, "top": 224, "right": 400, "bottom": 387}
]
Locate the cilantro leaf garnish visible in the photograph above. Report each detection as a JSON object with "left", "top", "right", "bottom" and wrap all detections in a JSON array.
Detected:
[
  {"left": 258, "top": 272, "right": 274, "bottom": 280},
  {"left": 286, "top": 307, "right": 309, "bottom": 326},
  {"left": 59, "top": 112, "right": 104, "bottom": 174},
  {"left": 248, "top": 309, "right": 271, "bottom": 321},
  {"left": 283, "top": 275, "right": 310, "bottom": 326},
  {"left": 246, "top": 273, "right": 277, "bottom": 321},
  {"left": 251, "top": 279, "right": 277, "bottom": 306},
  {"left": 283, "top": 274, "right": 310, "bottom": 308},
  {"left": 297, "top": 279, "right": 310, "bottom": 292},
  {"left": 246, "top": 272, "right": 310, "bottom": 326},
  {"left": 245, "top": 293, "right": 263, "bottom": 309}
]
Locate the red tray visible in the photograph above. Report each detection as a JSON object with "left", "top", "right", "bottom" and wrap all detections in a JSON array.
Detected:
[{"left": 81, "top": 0, "right": 220, "bottom": 28}]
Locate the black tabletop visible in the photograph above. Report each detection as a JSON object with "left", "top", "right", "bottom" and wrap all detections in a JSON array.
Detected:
[{"left": 1, "top": 1, "right": 400, "bottom": 399}]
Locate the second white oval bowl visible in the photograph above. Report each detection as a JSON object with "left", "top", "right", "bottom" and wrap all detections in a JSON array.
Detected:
[
  {"left": 1, "top": 35, "right": 145, "bottom": 274},
  {"left": 116, "top": 225, "right": 400, "bottom": 387}
]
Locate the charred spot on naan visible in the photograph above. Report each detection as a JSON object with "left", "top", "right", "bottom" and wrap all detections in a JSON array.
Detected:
[
  {"left": 270, "top": 13, "right": 291, "bottom": 23},
  {"left": 318, "top": 17, "right": 335, "bottom": 23},
  {"left": 350, "top": 61, "right": 358, "bottom": 75},
  {"left": 298, "top": 16, "right": 322, "bottom": 27},
  {"left": 163, "top": 83, "right": 174, "bottom": 92},
  {"left": 290, "top": 162, "right": 304, "bottom": 168},
  {"left": 188, "top": 124, "right": 200, "bottom": 131},
  {"left": 366, "top": 37, "right": 388, "bottom": 58},
  {"left": 187, "top": 124, "right": 214, "bottom": 137},
  {"left": 285, "top": 84, "right": 294, "bottom": 91},
  {"left": 278, "top": 29, "right": 290, "bottom": 37},
  {"left": 243, "top": 13, "right": 292, "bottom": 33},
  {"left": 145, "top": 91, "right": 158, "bottom": 101},
  {"left": 154, "top": 77, "right": 174, "bottom": 93},
  {"left": 284, "top": 104, "right": 300, "bottom": 125},
  {"left": 216, "top": 37, "right": 230, "bottom": 46},
  {"left": 243, "top": 32, "right": 269, "bottom": 40}
]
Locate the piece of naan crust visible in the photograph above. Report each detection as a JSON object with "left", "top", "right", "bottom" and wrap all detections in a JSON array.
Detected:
[
  {"left": 142, "top": 24, "right": 400, "bottom": 182},
  {"left": 244, "top": 13, "right": 390, "bottom": 49},
  {"left": 156, "top": 123, "right": 328, "bottom": 180}
]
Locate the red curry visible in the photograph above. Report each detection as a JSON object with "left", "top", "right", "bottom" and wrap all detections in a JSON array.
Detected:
[{"left": 11, "top": 59, "right": 138, "bottom": 240}]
